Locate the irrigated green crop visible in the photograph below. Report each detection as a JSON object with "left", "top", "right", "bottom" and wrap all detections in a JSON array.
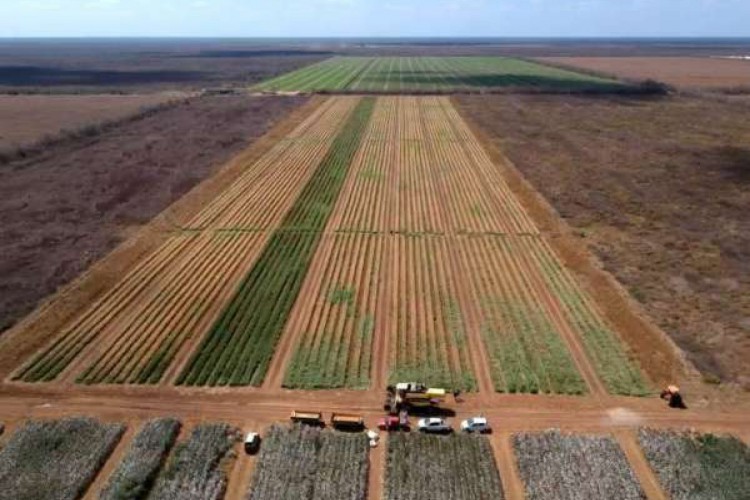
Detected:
[{"left": 254, "top": 56, "right": 625, "bottom": 93}]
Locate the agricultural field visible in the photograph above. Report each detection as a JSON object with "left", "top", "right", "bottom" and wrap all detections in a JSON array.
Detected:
[
  {"left": 457, "top": 235, "right": 587, "bottom": 394},
  {"left": 283, "top": 232, "right": 383, "bottom": 389},
  {"left": 0, "top": 417, "right": 124, "bottom": 500},
  {"left": 538, "top": 56, "right": 750, "bottom": 90},
  {"left": 385, "top": 433, "right": 504, "bottom": 500},
  {"left": 0, "top": 94, "right": 306, "bottom": 340},
  {"left": 638, "top": 428, "right": 750, "bottom": 500},
  {"left": 10, "top": 95, "right": 650, "bottom": 396},
  {"left": 513, "top": 430, "right": 646, "bottom": 500},
  {"left": 253, "top": 56, "right": 624, "bottom": 93},
  {"left": 150, "top": 423, "right": 238, "bottom": 500},
  {"left": 13, "top": 97, "right": 358, "bottom": 384},
  {"left": 177, "top": 97, "right": 374, "bottom": 386},
  {"left": 100, "top": 418, "right": 181, "bottom": 500},
  {"left": 247, "top": 424, "right": 369, "bottom": 500}
]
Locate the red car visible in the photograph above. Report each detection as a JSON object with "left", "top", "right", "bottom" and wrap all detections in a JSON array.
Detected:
[{"left": 378, "top": 413, "right": 410, "bottom": 431}]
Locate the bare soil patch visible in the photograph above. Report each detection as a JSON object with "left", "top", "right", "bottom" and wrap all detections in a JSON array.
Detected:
[
  {"left": 537, "top": 57, "right": 750, "bottom": 90},
  {"left": 0, "top": 94, "right": 307, "bottom": 336},
  {"left": 0, "top": 93, "right": 182, "bottom": 151},
  {"left": 455, "top": 94, "right": 750, "bottom": 388}
]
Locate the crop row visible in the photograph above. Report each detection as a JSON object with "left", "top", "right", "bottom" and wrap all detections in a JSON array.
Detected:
[
  {"left": 514, "top": 430, "right": 646, "bottom": 500},
  {"left": 332, "top": 96, "right": 537, "bottom": 235},
  {"left": 247, "top": 424, "right": 369, "bottom": 500},
  {"left": 385, "top": 433, "right": 504, "bottom": 500},
  {"left": 13, "top": 97, "right": 356, "bottom": 385},
  {"left": 529, "top": 236, "right": 650, "bottom": 395},
  {"left": 254, "top": 56, "right": 623, "bottom": 93},
  {"left": 178, "top": 97, "right": 376, "bottom": 386},
  {"left": 638, "top": 428, "right": 750, "bottom": 500},
  {"left": 100, "top": 418, "right": 181, "bottom": 500},
  {"left": 388, "top": 234, "right": 476, "bottom": 391},
  {"left": 150, "top": 423, "right": 239, "bottom": 500},
  {"left": 253, "top": 57, "right": 374, "bottom": 93},
  {"left": 283, "top": 233, "right": 383, "bottom": 389},
  {"left": 458, "top": 235, "right": 587, "bottom": 394},
  {"left": 0, "top": 417, "right": 125, "bottom": 500}
]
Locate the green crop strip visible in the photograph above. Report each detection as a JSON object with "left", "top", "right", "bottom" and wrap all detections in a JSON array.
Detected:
[
  {"left": 253, "top": 56, "right": 627, "bottom": 93},
  {"left": 177, "top": 97, "right": 376, "bottom": 386}
]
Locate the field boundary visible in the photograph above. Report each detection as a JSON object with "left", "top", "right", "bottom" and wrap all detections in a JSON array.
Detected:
[
  {"left": 0, "top": 96, "right": 327, "bottom": 382},
  {"left": 452, "top": 95, "right": 694, "bottom": 390}
]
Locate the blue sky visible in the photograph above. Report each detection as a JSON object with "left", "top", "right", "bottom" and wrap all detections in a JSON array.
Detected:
[{"left": 1, "top": 0, "right": 748, "bottom": 38}]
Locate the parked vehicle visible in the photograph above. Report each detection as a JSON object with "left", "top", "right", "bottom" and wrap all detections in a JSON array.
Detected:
[
  {"left": 367, "top": 430, "right": 380, "bottom": 448},
  {"left": 378, "top": 411, "right": 410, "bottom": 431},
  {"left": 330, "top": 413, "right": 365, "bottom": 431},
  {"left": 290, "top": 410, "right": 324, "bottom": 427},
  {"left": 417, "top": 417, "right": 452, "bottom": 434},
  {"left": 244, "top": 432, "right": 261, "bottom": 454},
  {"left": 460, "top": 417, "right": 491, "bottom": 434}
]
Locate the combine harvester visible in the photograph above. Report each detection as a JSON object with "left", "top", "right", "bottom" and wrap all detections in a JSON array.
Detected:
[{"left": 384, "top": 382, "right": 448, "bottom": 414}]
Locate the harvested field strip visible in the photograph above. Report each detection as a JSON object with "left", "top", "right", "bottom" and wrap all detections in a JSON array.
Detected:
[
  {"left": 388, "top": 234, "right": 476, "bottom": 391},
  {"left": 330, "top": 96, "right": 536, "bottom": 235},
  {"left": 514, "top": 430, "right": 646, "bottom": 500},
  {"left": 254, "top": 56, "right": 622, "bottom": 93},
  {"left": 331, "top": 96, "right": 398, "bottom": 233},
  {"left": 394, "top": 98, "right": 447, "bottom": 233},
  {"left": 75, "top": 231, "right": 268, "bottom": 385},
  {"left": 385, "top": 433, "right": 504, "bottom": 500},
  {"left": 15, "top": 233, "right": 198, "bottom": 382},
  {"left": 178, "top": 98, "right": 375, "bottom": 386},
  {"left": 100, "top": 418, "right": 181, "bottom": 500},
  {"left": 150, "top": 423, "right": 238, "bottom": 500},
  {"left": 247, "top": 424, "right": 369, "bottom": 500},
  {"left": 526, "top": 236, "right": 650, "bottom": 395},
  {"left": 0, "top": 417, "right": 125, "bottom": 500},
  {"left": 423, "top": 98, "right": 537, "bottom": 234},
  {"left": 283, "top": 233, "right": 383, "bottom": 389},
  {"left": 638, "top": 428, "right": 750, "bottom": 500},
  {"left": 456, "top": 235, "right": 586, "bottom": 394},
  {"left": 185, "top": 98, "right": 356, "bottom": 230}
]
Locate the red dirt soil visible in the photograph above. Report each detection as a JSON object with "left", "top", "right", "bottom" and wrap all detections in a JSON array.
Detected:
[
  {"left": 0, "top": 94, "right": 306, "bottom": 335},
  {"left": 537, "top": 57, "right": 750, "bottom": 90}
]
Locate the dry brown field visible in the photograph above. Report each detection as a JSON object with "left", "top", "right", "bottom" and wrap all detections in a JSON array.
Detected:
[
  {"left": 0, "top": 93, "right": 182, "bottom": 151},
  {"left": 537, "top": 56, "right": 750, "bottom": 89},
  {"left": 0, "top": 94, "right": 307, "bottom": 334}
]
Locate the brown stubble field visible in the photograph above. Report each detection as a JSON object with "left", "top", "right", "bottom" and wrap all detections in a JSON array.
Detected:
[
  {"left": 455, "top": 93, "right": 750, "bottom": 388},
  {"left": 0, "top": 93, "right": 185, "bottom": 153},
  {"left": 537, "top": 56, "right": 750, "bottom": 90},
  {"left": 0, "top": 94, "right": 307, "bottom": 335}
]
